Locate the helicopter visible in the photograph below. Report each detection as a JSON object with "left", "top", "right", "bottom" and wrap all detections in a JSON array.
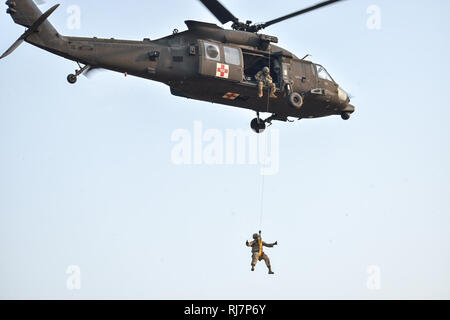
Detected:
[{"left": 2, "top": 0, "right": 355, "bottom": 133}]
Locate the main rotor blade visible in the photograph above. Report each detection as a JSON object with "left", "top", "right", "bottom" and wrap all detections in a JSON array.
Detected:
[
  {"left": 259, "top": 0, "right": 345, "bottom": 30},
  {"left": 198, "top": 0, "right": 239, "bottom": 24}
]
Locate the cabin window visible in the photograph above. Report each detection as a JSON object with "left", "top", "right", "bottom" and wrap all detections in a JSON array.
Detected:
[
  {"left": 316, "top": 64, "right": 334, "bottom": 82},
  {"left": 224, "top": 46, "right": 241, "bottom": 65},
  {"left": 205, "top": 43, "right": 220, "bottom": 61}
]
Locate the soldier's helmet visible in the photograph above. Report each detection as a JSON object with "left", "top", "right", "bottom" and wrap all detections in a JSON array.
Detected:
[
  {"left": 253, "top": 233, "right": 259, "bottom": 240},
  {"left": 262, "top": 67, "right": 270, "bottom": 74}
]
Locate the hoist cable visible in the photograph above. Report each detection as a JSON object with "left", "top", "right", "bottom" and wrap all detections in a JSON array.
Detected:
[{"left": 258, "top": 47, "right": 272, "bottom": 231}]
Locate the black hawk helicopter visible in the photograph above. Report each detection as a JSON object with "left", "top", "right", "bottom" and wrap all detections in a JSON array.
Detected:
[{"left": 2, "top": 0, "right": 355, "bottom": 132}]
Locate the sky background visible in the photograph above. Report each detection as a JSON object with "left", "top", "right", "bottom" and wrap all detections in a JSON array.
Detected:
[{"left": 0, "top": 0, "right": 449, "bottom": 299}]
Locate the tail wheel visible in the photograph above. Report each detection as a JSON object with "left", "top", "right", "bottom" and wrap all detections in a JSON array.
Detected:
[
  {"left": 67, "top": 74, "right": 77, "bottom": 84},
  {"left": 289, "top": 92, "right": 304, "bottom": 109}
]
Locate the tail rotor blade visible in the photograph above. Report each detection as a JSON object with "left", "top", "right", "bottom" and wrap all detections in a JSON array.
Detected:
[{"left": 83, "top": 66, "right": 105, "bottom": 79}]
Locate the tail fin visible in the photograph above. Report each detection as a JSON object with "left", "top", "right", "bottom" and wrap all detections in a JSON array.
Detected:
[
  {"left": 6, "top": 0, "right": 57, "bottom": 31},
  {"left": 2, "top": 1, "right": 60, "bottom": 59}
]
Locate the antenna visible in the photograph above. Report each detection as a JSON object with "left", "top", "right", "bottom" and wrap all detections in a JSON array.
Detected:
[{"left": 300, "top": 54, "right": 312, "bottom": 61}]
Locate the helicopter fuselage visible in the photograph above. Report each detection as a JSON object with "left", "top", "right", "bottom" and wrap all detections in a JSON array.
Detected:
[{"left": 4, "top": 0, "right": 354, "bottom": 123}]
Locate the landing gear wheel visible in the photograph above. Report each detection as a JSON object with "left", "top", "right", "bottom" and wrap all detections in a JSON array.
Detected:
[
  {"left": 289, "top": 92, "right": 303, "bottom": 109},
  {"left": 67, "top": 74, "right": 77, "bottom": 84},
  {"left": 251, "top": 118, "right": 266, "bottom": 134},
  {"left": 341, "top": 112, "right": 350, "bottom": 120}
]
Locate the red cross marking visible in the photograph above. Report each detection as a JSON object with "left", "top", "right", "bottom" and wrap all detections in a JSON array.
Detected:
[
  {"left": 223, "top": 92, "right": 239, "bottom": 99},
  {"left": 217, "top": 64, "right": 229, "bottom": 77}
]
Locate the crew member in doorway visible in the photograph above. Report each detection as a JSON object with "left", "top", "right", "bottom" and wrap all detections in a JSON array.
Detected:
[{"left": 255, "top": 66, "right": 277, "bottom": 99}]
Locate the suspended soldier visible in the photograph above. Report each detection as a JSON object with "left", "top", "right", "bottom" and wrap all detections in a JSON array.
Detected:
[
  {"left": 255, "top": 67, "right": 277, "bottom": 99},
  {"left": 246, "top": 231, "right": 278, "bottom": 274}
]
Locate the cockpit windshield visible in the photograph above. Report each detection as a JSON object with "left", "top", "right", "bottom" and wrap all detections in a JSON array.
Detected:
[{"left": 315, "top": 64, "right": 334, "bottom": 82}]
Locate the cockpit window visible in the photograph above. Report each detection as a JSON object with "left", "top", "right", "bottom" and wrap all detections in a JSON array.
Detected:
[{"left": 316, "top": 65, "right": 334, "bottom": 82}]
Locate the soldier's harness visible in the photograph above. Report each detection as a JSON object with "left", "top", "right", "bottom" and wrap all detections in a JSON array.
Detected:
[{"left": 258, "top": 230, "right": 264, "bottom": 258}]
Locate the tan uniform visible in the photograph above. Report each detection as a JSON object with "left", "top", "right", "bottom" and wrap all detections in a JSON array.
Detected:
[
  {"left": 246, "top": 239, "right": 275, "bottom": 269},
  {"left": 255, "top": 70, "right": 277, "bottom": 98}
]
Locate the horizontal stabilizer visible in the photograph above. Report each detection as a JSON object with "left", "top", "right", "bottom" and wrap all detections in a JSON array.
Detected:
[
  {"left": 0, "top": 38, "right": 25, "bottom": 60},
  {"left": 1, "top": 4, "right": 60, "bottom": 59}
]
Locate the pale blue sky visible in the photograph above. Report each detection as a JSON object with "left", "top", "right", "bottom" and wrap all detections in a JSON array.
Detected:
[{"left": 0, "top": 0, "right": 449, "bottom": 299}]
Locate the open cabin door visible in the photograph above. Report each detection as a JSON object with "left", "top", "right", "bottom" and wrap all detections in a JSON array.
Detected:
[
  {"left": 242, "top": 50, "right": 283, "bottom": 88},
  {"left": 198, "top": 40, "right": 243, "bottom": 82}
]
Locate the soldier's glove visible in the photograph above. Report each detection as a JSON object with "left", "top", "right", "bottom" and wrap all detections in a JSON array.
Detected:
[
  {"left": 246, "top": 241, "right": 249, "bottom": 246},
  {"left": 274, "top": 241, "right": 278, "bottom": 246}
]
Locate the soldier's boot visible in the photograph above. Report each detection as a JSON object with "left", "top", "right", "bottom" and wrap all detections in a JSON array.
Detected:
[
  {"left": 268, "top": 266, "right": 274, "bottom": 274},
  {"left": 258, "top": 82, "right": 264, "bottom": 98},
  {"left": 251, "top": 265, "right": 255, "bottom": 272},
  {"left": 269, "top": 86, "right": 278, "bottom": 99}
]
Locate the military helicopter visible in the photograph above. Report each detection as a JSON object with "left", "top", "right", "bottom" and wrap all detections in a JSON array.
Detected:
[{"left": 2, "top": 0, "right": 355, "bottom": 133}]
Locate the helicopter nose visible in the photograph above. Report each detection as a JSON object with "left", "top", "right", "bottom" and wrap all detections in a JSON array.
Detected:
[
  {"left": 343, "top": 104, "right": 355, "bottom": 114},
  {"left": 338, "top": 87, "right": 349, "bottom": 102}
]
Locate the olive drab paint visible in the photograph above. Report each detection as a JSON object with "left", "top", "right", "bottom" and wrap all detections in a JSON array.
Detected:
[{"left": 2, "top": 0, "right": 355, "bottom": 132}]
